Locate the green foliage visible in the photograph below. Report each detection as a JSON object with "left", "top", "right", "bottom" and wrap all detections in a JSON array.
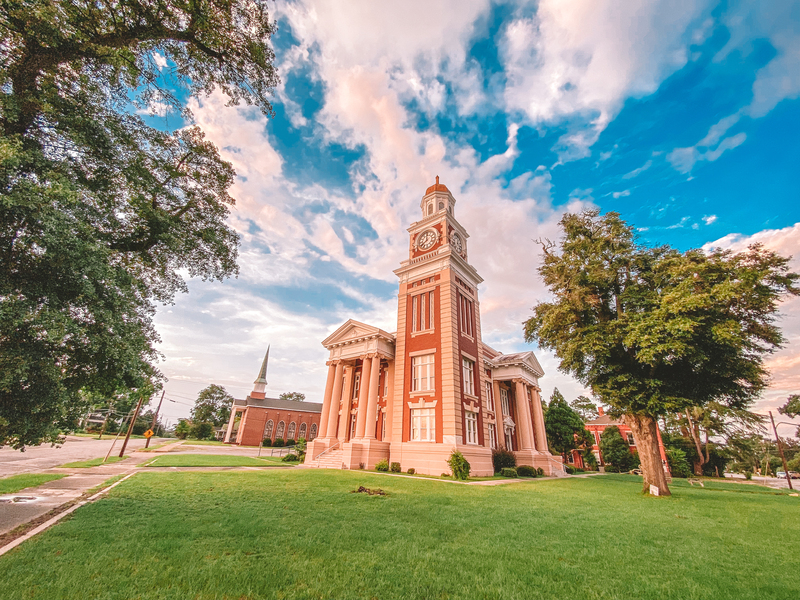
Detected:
[
  {"left": 390, "top": 462, "right": 401, "bottom": 473},
  {"left": 0, "top": 0, "right": 280, "bottom": 449},
  {"left": 545, "top": 388, "right": 587, "bottom": 458},
  {"left": 599, "top": 426, "right": 637, "bottom": 473},
  {"left": 492, "top": 448, "right": 516, "bottom": 472},
  {"left": 666, "top": 448, "right": 691, "bottom": 478},
  {"left": 273, "top": 438, "right": 284, "bottom": 447},
  {"left": 192, "top": 385, "right": 234, "bottom": 427},
  {"left": 779, "top": 394, "right": 800, "bottom": 418},
  {"left": 500, "top": 467, "right": 518, "bottom": 478},
  {"left": 281, "top": 453, "right": 300, "bottom": 463},
  {"left": 189, "top": 422, "right": 214, "bottom": 441},
  {"left": 447, "top": 451, "right": 470, "bottom": 480},
  {"left": 174, "top": 419, "right": 190, "bottom": 440},
  {"left": 570, "top": 395, "right": 599, "bottom": 421},
  {"left": 582, "top": 448, "right": 599, "bottom": 471},
  {"left": 407, "top": 468, "right": 416, "bottom": 475},
  {"left": 285, "top": 438, "right": 295, "bottom": 446},
  {"left": 279, "top": 392, "right": 306, "bottom": 402},
  {"left": 375, "top": 459, "right": 389, "bottom": 472},
  {"left": 516, "top": 465, "right": 536, "bottom": 477},
  {"left": 262, "top": 438, "right": 272, "bottom": 447},
  {"left": 536, "top": 467, "right": 545, "bottom": 477},
  {"left": 294, "top": 438, "right": 307, "bottom": 462}
]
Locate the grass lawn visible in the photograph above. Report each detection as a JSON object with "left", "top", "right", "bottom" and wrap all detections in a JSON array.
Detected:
[
  {"left": 140, "top": 454, "right": 289, "bottom": 467},
  {"left": 1, "top": 471, "right": 797, "bottom": 599},
  {"left": 57, "top": 456, "right": 129, "bottom": 468},
  {"left": 179, "top": 439, "right": 230, "bottom": 446},
  {"left": 0, "top": 474, "right": 68, "bottom": 495}
]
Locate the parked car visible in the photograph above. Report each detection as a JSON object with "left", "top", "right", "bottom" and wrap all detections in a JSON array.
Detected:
[
  {"left": 789, "top": 471, "right": 800, "bottom": 480},
  {"left": 776, "top": 471, "right": 787, "bottom": 479}
]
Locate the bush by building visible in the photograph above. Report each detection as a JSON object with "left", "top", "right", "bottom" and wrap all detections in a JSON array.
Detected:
[
  {"left": 500, "top": 467, "right": 518, "bottom": 478},
  {"left": 516, "top": 465, "right": 536, "bottom": 477},
  {"left": 492, "top": 448, "right": 516, "bottom": 472},
  {"left": 376, "top": 459, "right": 389, "bottom": 472},
  {"left": 447, "top": 450, "right": 470, "bottom": 480},
  {"left": 390, "top": 462, "right": 401, "bottom": 473}
]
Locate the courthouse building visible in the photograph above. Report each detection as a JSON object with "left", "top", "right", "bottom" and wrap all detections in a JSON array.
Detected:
[{"left": 304, "top": 178, "right": 563, "bottom": 477}]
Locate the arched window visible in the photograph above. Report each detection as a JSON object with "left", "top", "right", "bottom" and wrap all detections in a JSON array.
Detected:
[
  {"left": 287, "top": 422, "right": 296, "bottom": 440},
  {"left": 298, "top": 422, "right": 307, "bottom": 439},
  {"left": 427, "top": 203, "right": 433, "bottom": 215},
  {"left": 309, "top": 423, "right": 318, "bottom": 440},
  {"left": 276, "top": 421, "right": 285, "bottom": 439},
  {"left": 264, "top": 420, "right": 274, "bottom": 439},
  {"left": 438, "top": 201, "right": 444, "bottom": 210}
]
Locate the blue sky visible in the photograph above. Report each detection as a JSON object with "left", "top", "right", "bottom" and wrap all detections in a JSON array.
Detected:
[{"left": 148, "top": 0, "right": 800, "bottom": 434}]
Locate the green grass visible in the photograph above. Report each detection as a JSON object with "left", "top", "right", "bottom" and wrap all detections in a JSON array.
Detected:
[
  {"left": 0, "top": 473, "right": 67, "bottom": 495},
  {"left": 57, "top": 456, "right": 129, "bottom": 468},
  {"left": 179, "top": 439, "right": 229, "bottom": 446},
  {"left": 140, "top": 454, "right": 290, "bottom": 467},
  {"left": 1, "top": 471, "right": 797, "bottom": 600}
]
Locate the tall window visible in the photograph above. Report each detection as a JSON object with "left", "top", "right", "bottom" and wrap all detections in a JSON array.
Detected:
[
  {"left": 298, "top": 422, "right": 307, "bottom": 439},
  {"left": 488, "top": 423, "right": 497, "bottom": 449},
  {"left": 465, "top": 411, "right": 478, "bottom": 445},
  {"left": 287, "top": 422, "right": 296, "bottom": 440},
  {"left": 411, "top": 407, "right": 435, "bottom": 441},
  {"left": 627, "top": 432, "right": 635, "bottom": 446},
  {"left": 459, "top": 293, "right": 473, "bottom": 336},
  {"left": 264, "top": 420, "right": 274, "bottom": 439},
  {"left": 349, "top": 414, "right": 356, "bottom": 439},
  {"left": 352, "top": 371, "right": 361, "bottom": 399},
  {"left": 411, "top": 292, "right": 435, "bottom": 332},
  {"left": 462, "top": 357, "right": 475, "bottom": 396},
  {"left": 309, "top": 423, "right": 318, "bottom": 440},
  {"left": 384, "top": 371, "right": 388, "bottom": 397},
  {"left": 381, "top": 414, "right": 386, "bottom": 440},
  {"left": 500, "top": 388, "right": 510, "bottom": 416},
  {"left": 276, "top": 421, "right": 285, "bottom": 439},
  {"left": 412, "top": 354, "right": 435, "bottom": 392},
  {"left": 485, "top": 381, "right": 494, "bottom": 412},
  {"left": 505, "top": 427, "right": 513, "bottom": 450}
]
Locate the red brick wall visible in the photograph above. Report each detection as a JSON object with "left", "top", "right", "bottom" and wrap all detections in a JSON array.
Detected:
[{"left": 237, "top": 406, "right": 321, "bottom": 446}]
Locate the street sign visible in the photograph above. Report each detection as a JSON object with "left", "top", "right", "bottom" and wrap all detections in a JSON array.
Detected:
[{"left": 144, "top": 429, "right": 154, "bottom": 438}]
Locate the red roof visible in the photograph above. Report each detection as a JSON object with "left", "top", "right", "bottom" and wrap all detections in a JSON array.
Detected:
[{"left": 425, "top": 175, "right": 450, "bottom": 195}]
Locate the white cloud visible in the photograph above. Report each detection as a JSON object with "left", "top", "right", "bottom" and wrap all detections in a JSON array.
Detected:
[
  {"left": 667, "top": 112, "right": 748, "bottom": 174},
  {"left": 500, "top": 0, "right": 713, "bottom": 161},
  {"left": 153, "top": 52, "right": 168, "bottom": 70},
  {"left": 622, "top": 159, "right": 652, "bottom": 180},
  {"left": 612, "top": 190, "right": 630, "bottom": 199},
  {"left": 702, "top": 214, "right": 717, "bottom": 225}
]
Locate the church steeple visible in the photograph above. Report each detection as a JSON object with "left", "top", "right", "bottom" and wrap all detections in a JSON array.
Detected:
[{"left": 252, "top": 346, "right": 269, "bottom": 397}]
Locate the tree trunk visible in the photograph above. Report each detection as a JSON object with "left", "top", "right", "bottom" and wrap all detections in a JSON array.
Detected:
[
  {"left": 625, "top": 413, "right": 671, "bottom": 496},
  {"left": 684, "top": 410, "right": 705, "bottom": 475}
]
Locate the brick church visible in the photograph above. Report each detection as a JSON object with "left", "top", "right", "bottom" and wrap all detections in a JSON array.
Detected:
[{"left": 304, "top": 179, "right": 563, "bottom": 477}]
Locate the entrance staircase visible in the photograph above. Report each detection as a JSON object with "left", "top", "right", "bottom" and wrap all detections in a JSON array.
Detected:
[{"left": 311, "top": 443, "right": 344, "bottom": 469}]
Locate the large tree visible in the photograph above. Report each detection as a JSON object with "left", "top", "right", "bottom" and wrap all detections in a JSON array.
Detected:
[
  {"left": 524, "top": 210, "right": 798, "bottom": 495},
  {"left": 0, "top": 1, "right": 279, "bottom": 448},
  {"left": 192, "top": 384, "right": 233, "bottom": 427},
  {"left": 544, "top": 388, "right": 588, "bottom": 462}
]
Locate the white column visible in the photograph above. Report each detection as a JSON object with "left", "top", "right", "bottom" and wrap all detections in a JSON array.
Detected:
[
  {"left": 531, "top": 385, "right": 548, "bottom": 452},
  {"left": 514, "top": 379, "right": 535, "bottom": 451},
  {"left": 364, "top": 355, "right": 382, "bottom": 439},
  {"left": 355, "top": 356, "right": 373, "bottom": 439},
  {"left": 326, "top": 362, "right": 345, "bottom": 440},
  {"left": 223, "top": 407, "right": 239, "bottom": 443},
  {"left": 318, "top": 362, "right": 337, "bottom": 439}
]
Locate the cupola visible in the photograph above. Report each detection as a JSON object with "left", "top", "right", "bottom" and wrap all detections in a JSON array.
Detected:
[{"left": 420, "top": 176, "right": 456, "bottom": 217}]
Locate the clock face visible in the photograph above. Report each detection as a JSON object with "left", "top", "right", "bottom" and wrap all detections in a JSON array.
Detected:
[
  {"left": 451, "top": 233, "right": 463, "bottom": 254},
  {"left": 417, "top": 230, "right": 437, "bottom": 250}
]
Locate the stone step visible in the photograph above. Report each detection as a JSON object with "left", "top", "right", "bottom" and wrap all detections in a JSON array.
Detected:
[{"left": 314, "top": 449, "right": 344, "bottom": 469}]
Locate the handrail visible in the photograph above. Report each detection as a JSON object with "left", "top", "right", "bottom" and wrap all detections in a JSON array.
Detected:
[
  {"left": 312, "top": 441, "right": 341, "bottom": 462},
  {"left": 544, "top": 454, "right": 568, "bottom": 476}
]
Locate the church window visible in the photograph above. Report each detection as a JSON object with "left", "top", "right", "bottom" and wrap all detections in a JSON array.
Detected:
[
  {"left": 465, "top": 410, "right": 478, "bottom": 445},
  {"left": 309, "top": 423, "right": 318, "bottom": 440},
  {"left": 264, "top": 420, "right": 274, "bottom": 439},
  {"left": 411, "top": 407, "right": 435, "bottom": 441},
  {"left": 488, "top": 423, "right": 497, "bottom": 449},
  {"left": 462, "top": 357, "right": 475, "bottom": 396},
  {"left": 299, "top": 422, "right": 307, "bottom": 439},
  {"left": 276, "top": 421, "right": 285, "bottom": 439},
  {"left": 287, "top": 422, "right": 296, "bottom": 440},
  {"left": 438, "top": 202, "right": 444, "bottom": 210},
  {"left": 427, "top": 203, "right": 433, "bottom": 215},
  {"left": 412, "top": 354, "right": 435, "bottom": 392},
  {"left": 485, "top": 381, "right": 494, "bottom": 412},
  {"left": 500, "top": 388, "right": 510, "bottom": 416}
]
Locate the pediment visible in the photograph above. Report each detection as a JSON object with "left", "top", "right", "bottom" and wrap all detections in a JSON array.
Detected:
[{"left": 322, "top": 319, "right": 394, "bottom": 348}]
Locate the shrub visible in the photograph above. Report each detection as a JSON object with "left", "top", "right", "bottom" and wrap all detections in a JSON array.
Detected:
[
  {"left": 281, "top": 453, "right": 300, "bottom": 462},
  {"left": 174, "top": 420, "right": 190, "bottom": 440},
  {"left": 582, "top": 448, "right": 599, "bottom": 471},
  {"left": 285, "top": 438, "right": 295, "bottom": 446},
  {"left": 492, "top": 448, "right": 516, "bottom": 472},
  {"left": 447, "top": 450, "right": 471, "bottom": 480},
  {"left": 599, "top": 426, "right": 637, "bottom": 472},
  {"left": 273, "top": 438, "right": 284, "bottom": 447},
  {"left": 407, "top": 468, "right": 416, "bottom": 475},
  {"left": 376, "top": 459, "right": 389, "bottom": 472},
  {"left": 359, "top": 462, "right": 365, "bottom": 470},
  {"left": 500, "top": 467, "right": 518, "bottom": 478},
  {"left": 189, "top": 421, "right": 214, "bottom": 440},
  {"left": 517, "top": 465, "right": 536, "bottom": 477},
  {"left": 262, "top": 438, "right": 272, "bottom": 447},
  {"left": 390, "top": 462, "right": 401, "bottom": 473},
  {"left": 666, "top": 448, "right": 691, "bottom": 478},
  {"left": 744, "top": 470, "right": 753, "bottom": 480},
  {"left": 536, "top": 467, "right": 544, "bottom": 477}
]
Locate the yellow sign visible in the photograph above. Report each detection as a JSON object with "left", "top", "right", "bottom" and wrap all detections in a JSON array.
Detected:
[{"left": 143, "top": 429, "right": 154, "bottom": 438}]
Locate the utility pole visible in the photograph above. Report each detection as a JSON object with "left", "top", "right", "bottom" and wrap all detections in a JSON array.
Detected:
[
  {"left": 144, "top": 390, "right": 166, "bottom": 449},
  {"left": 769, "top": 411, "right": 793, "bottom": 491},
  {"left": 119, "top": 393, "right": 146, "bottom": 458}
]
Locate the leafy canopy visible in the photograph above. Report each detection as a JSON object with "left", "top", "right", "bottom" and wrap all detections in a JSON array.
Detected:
[
  {"left": 544, "top": 388, "right": 588, "bottom": 458},
  {"left": 279, "top": 392, "right": 306, "bottom": 402},
  {"left": 192, "top": 384, "right": 234, "bottom": 427},
  {"left": 0, "top": 1, "right": 279, "bottom": 448}
]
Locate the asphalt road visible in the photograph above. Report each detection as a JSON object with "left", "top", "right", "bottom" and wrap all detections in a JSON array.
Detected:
[{"left": 0, "top": 436, "right": 168, "bottom": 477}]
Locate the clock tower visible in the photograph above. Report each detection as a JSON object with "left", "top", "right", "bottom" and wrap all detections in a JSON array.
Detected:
[{"left": 390, "top": 177, "right": 494, "bottom": 474}]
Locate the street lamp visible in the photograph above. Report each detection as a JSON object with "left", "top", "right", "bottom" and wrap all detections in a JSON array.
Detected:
[{"left": 769, "top": 411, "right": 795, "bottom": 490}]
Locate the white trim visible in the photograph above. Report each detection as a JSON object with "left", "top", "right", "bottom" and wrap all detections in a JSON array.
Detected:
[
  {"left": 408, "top": 348, "right": 437, "bottom": 357},
  {"left": 408, "top": 399, "right": 438, "bottom": 409}
]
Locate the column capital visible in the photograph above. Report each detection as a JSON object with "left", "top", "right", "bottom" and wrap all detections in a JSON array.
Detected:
[{"left": 325, "top": 359, "right": 340, "bottom": 367}]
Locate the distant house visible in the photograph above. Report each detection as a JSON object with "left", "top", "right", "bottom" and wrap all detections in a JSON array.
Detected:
[
  {"left": 569, "top": 407, "right": 669, "bottom": 473},
  {"left": 223, "top": 348, "right": 322, "bottom": 446}
]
